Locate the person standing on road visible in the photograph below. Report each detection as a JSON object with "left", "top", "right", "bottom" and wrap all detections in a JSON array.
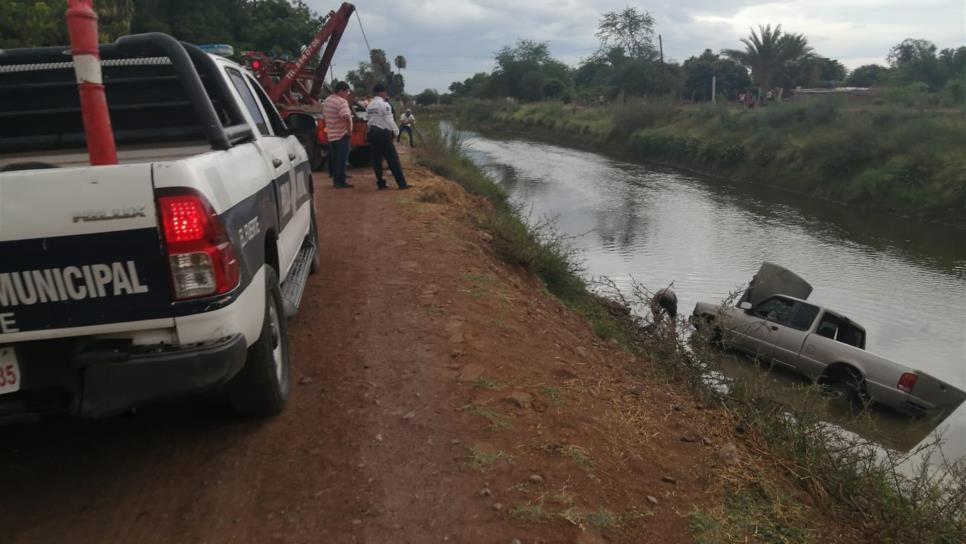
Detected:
[
  {"left": 366, "top": 83, "right": 410, "bottom": 190},
  {"left": 323, "top": 81, "right": 353, "bottom": 189},
  {"left": 398, "top": 109, "right": 415, "bottom": 147}
]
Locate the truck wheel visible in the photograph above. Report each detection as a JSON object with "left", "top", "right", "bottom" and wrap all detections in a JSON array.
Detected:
[
  {"left": 825, "top": 379, "right": 865, "bottom": 413},
  {"left": 227, "top": 267, "right": 290, "bottom": 416},
  {"left": 309, "top": 140, "right": 327, "bottom": 172},
  {"left": 348, "top": 147, "right": 370, "bottom": 167}
]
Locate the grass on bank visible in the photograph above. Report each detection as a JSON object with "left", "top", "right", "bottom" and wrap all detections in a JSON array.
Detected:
[
  {"left": 415, "top": 123, "right": 966, "bottom": 543},
  {"left": 456, "top": 99, "right": 966, "bottom": 228},
  {"left": 415, "top": 122, "right": 633, "bottom": 345}
]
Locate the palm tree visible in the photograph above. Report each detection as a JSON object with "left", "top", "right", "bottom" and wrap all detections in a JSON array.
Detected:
[
  {"left": 723, "top": 24, "right": 812, "bottom": 102},
  {"left": 394, "top": 55, "right": 407, "bottom": 71}
]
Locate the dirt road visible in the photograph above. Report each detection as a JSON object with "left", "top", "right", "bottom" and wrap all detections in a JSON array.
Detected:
[{"left": 0, "top": 151, "right": 821, "bottom": 543}]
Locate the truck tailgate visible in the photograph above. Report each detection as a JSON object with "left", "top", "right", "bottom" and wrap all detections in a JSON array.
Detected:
[
  {"left": 0, "top": 164, "right": 173, "bottom": 340},
  {"left": 909, "top": 371, "right": 966, "bottom": 412}
]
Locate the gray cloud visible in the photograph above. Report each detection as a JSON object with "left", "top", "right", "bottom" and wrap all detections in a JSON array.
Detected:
[{"left": 307, "top": 0, "right": 966, "bottom": 92}]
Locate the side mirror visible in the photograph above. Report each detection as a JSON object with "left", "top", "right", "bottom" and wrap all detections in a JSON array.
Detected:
[
  {"left": 285, "top": 112, "right": 317, "bottom": 135},
  {"left": 738, "top": 301, "right": 753, "bottom": 311}
]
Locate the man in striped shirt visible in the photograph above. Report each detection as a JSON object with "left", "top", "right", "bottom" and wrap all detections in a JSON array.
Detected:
[{"left": 323, "top": 81, "right": 353, "bottom": 188}]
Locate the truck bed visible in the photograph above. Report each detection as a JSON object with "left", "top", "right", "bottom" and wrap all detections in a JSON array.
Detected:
[{"left": 0, "top": 141, "right": 212, "bottom": 169}]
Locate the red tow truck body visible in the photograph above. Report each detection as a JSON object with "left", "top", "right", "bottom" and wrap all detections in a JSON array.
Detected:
[{"left": 242, "top": 2, "right": 367, "bottom": 170}]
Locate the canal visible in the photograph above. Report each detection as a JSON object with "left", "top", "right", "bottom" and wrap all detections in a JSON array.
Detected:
[{"left": 458, "top": 127, "right": 966, "bottom": 462}]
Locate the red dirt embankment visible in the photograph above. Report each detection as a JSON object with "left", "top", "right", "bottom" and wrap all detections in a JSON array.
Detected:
[{"left": 0, "top": 150, "right": 852, "bottom": 543}]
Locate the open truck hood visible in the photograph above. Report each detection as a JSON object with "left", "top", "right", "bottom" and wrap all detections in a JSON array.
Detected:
[{"left": 739, "top": 261, "right": 813, "bottom": 307}]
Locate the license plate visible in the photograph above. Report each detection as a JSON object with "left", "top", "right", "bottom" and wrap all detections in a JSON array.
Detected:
[{"left": 0, "top": 347, "right": 21, "bottom": 395}]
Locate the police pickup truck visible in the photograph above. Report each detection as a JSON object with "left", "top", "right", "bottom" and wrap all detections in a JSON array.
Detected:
[{"left": 0, "top": 34, "right": 320, "bottom": 419}]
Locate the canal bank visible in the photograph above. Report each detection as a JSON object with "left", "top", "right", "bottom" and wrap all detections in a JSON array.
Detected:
[
  {"left": 416, "top": 122, "right": 966, "bottom": 542},
  {"left": 451, "top": 101, "right": 966, "bottom": 230}
]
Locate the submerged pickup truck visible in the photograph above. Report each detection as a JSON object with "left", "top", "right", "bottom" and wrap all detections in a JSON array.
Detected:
[
  {"left": 692, "top": 263, "right": 966, "bottom": 417},
  {"left": 0, "top": 34, "right": 320, "bottom": 420}
]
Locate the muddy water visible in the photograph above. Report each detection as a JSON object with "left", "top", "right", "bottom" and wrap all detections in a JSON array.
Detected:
[{"left": 459, "top": 128, "right": 966, "bottom": 461}]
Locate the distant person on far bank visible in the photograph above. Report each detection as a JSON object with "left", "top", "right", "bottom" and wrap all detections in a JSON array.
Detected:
[
  {"left": 398, "top": 109, "right": 415, "bottom": 147},
  {"left": 366, "top": 83, "right": 410, "bottom": 190},
  {"left": 323, "top": 81, "right": 353, "bottom": 188}
]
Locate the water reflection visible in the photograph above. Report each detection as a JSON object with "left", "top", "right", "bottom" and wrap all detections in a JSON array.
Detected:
[{"left": 460, "top": 128, "right": 966, "bottom": 462}]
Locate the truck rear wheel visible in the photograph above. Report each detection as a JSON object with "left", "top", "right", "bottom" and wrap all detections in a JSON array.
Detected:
[
  {"left": 227, "top": 267, "right": 290, "bottom": 416},
  {"left": 348, "top": 146, "right": 370, "bottom": 167},
  {"left": 309, "top": 139, "right": 327, "bottom": 172}
]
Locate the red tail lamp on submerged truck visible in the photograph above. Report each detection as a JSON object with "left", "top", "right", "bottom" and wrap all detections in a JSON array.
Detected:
[
  {"left": 158, "top": 192, "right": 240, "bottom": 300},
  {"left": 897, "top": 372, "right": 918, "bottom": 394}
]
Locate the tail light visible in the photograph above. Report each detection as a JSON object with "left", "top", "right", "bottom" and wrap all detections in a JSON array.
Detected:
[
  {"left": 158, "top": 192, "right": 240, "bottom": 300},
  {"left": 897, "top": 372, "right": 918, "bottom": 393}
]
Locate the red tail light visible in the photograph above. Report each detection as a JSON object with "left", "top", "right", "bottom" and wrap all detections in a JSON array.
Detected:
[
  {"left": 897, "top": 372, "right": 918, "bottom": 393},
  {"left": 158, "top": 192, "right": 240, "bottom": 300},
  {"left": 251, "top": 59, "right": 262, "bottom": 71}
]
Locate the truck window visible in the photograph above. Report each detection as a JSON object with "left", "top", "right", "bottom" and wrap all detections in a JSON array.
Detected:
[
  {"left": 0, "top": 57, "right": 244, "bottom": 154},
  {"left": 787, "top": 302, "right": 819, "bottom": 331},
  {"left": 245, "top": 74, "right": 288, "bottom": 136},
  {"left": 815, "top": 313, "right": 866, "bottom": 349},
  {"left": 753, "top": 297, "right": 796, "bottom": 325},
  {"left": 226, "top": 68, "right": 268, "bottom": 136}
]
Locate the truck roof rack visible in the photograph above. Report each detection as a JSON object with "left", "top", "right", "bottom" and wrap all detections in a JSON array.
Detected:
[{"left": 0, "top": 33, "right": 253, "bottom": 153}]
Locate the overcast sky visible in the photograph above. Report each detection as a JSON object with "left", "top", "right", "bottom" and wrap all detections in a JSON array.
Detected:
[{"left": 306, "top": 0, "right": 966, "bottom": 93}]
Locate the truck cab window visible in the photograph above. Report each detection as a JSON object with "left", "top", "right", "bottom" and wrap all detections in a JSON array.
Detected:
[
  {"left": 787, "top": 302, "right": 819, "bottom": 331},
  {"left": 816, "top": 313, "right": 866, "bottom": 349},
  {"left": 753, "top": 297, "right": 795, "bottom": 325},
  {"left": 226, "top": 68, "right": 269, "bottom": 136},
  {"left": 246, "top": 74, "right": 288, "bottom": 136}
]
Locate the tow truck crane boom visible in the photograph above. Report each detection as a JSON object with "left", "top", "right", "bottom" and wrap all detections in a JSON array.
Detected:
[{"left": 266, "top": 2, "right": 355, "bottom": 103}]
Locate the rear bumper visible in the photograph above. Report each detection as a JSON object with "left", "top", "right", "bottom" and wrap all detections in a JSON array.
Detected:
[
  {"left": 866, "top": 381, "right": 932, "bottom": 416},
  {"left": 0, "top": 334, "right": 246, "bottom": 421}
]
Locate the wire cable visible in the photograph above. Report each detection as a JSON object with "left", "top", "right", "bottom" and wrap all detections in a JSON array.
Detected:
[{"left": 354, "top": 8, "right": 372, "bottom": 58}]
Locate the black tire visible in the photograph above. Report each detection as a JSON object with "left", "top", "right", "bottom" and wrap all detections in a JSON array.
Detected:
[
  {"left": 348, "top": 146, "right": 370, "bottom": 167},
  {"left": 825, "top": 379, "right": 865, "bottom": 413},
  {"left": 227, "top": 267, "right": 290, "bottom": 416},
  {"left": 309, "top": 139, "right": 327, "bottom": 172}
]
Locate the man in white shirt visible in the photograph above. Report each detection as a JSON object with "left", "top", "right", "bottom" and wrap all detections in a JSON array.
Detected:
[
  {"left": 398, "top": 109, "right": 415, "bottom": 147},
  {"left": 365, "top": 83, "right": 410, "bottom": 190}
]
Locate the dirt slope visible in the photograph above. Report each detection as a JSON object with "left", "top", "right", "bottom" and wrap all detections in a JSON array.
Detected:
[{"left": 0, "top": 150, "right": 847, "bottom": 543}]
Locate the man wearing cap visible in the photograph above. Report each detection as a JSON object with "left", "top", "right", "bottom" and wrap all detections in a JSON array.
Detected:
[
  {"left": 322, "top": 81, "right": 353, "bottom": 188},
  {"left": 365, "top": 83, "right": 410, "bottom": 190}
]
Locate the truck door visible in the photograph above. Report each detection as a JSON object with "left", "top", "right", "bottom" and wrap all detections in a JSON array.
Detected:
[
  {"left": 763, "top": 301, "right": 820, "bottom": 370},
  {"left": 224, "top": 68, "right": 301, "bottom": 282},
  {"left": 744, "top": 297, "right": 797, "bottom": 363}
]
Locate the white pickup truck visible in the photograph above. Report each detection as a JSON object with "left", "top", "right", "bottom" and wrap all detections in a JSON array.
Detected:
[
  {"left": 692, "top": 263, "right": 966, "bottom": 417},
  {"left": 0, "top": 34, "right": 320, "bottom": 419}
]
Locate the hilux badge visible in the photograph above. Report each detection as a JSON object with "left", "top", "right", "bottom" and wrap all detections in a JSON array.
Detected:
[{"left": 73, "top": 206, "right": 147, "bottom": 223}]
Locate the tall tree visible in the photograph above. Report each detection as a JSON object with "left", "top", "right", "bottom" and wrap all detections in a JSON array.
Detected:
[
  {"left": 394, "top": 55, "right": 407, "bottom": 71},
  {"left": 682, "top": 49, "right": 751, "bottom": 101},
  {"left": 595, "top": 6, "right": 656, "bottom": 59},
  {"left": 723, "top": 24, "right": 812, "bottom": 100}
]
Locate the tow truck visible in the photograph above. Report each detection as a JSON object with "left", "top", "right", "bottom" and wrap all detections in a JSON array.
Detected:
[
  {"left": 0, "top": 0, "right": 320, "bottom": 419},
  {"left": 242, "top": 2, "right": 369, "bottom": 171}
]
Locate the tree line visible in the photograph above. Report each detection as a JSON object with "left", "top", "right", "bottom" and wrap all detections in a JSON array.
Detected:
[
  {"left": 445, "top": 7, "right": 966, "bottom": 106},
  {"left": 1, "top": 1, "right": 323, "bottom": 55},
  {"left": 1, "top": 0, "right": 411, "bottom": 96}
]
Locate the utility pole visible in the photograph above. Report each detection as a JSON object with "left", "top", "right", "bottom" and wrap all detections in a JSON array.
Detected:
[
  {"left": 711, "top": 75, "right": 717, "bottom": 104},
  {"left": 658, "top": 35, "right": 664, "bottom": 64}
]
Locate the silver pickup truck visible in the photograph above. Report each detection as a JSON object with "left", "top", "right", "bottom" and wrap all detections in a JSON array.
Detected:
[{"left": 692, "top": 263, "right": 966, "bottom": 417}]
